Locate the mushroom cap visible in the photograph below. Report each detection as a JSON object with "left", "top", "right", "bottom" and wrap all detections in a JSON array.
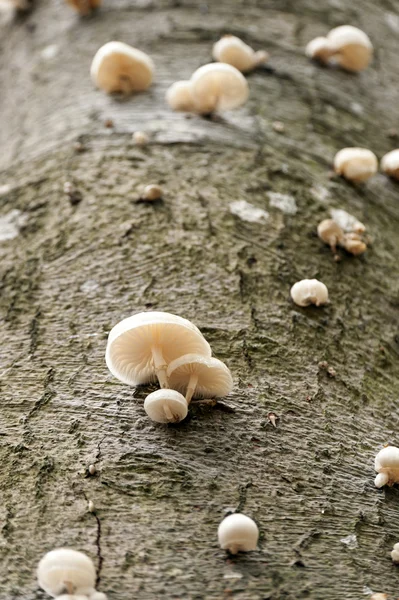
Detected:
[
  {"left": 218, "top": 513, "right": 259, "bottom": 553},
  {"left": 290, "top": 279, "right": 329, "bottom": 307},
  {"left": 167, "top": 354, "right": 233, "bottom": 398},
  {"left": 381, "top": 149, "right": 399, "bottom": 179},
  {"left": 190, "top": 63, "right": 249, "bottom": 113},
  {"left": 166, "top": 80, "right": 197, "bottom": 112},
  {"left": 56, "top": 596, "right": 89, "bottom": 600},
  {"left": 144, "top": 389, "right": 188, "bottom": 423},
  {"left": 90, "top": 593, "right": 108, "bottom": 600},
  {"left": 305, "top": 36, "right": 333, "bottom": 61},
  {"left": 317, "top": 219, "right": 344, "bottom": 245},
  {"left": 334, "top": 147, "right": 378, "bottom": 182},
  {"left": 330, "top": 208, "right": 366, "bottom": 234},
  {"left": 212, "top": 35, "right": 266, "bottom": 72},
  {"left": 90, "top": 41, "right": 154, "bottom": 94},
  {"left": 375, "top": 446, "right": 399, "bottom": 471},
  {"left": 327, "top": 25, "right": 373, "bottom": 71},
  {"left": 37, "top": 548, "right": 96, "bottom": 597},
  {"left": 106, "top": 311, "right": 211, "bottom": 386}
]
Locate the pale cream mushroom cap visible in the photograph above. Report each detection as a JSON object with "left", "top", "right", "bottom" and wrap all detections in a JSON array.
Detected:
[
  {"left": 144, "top": 389, "right": 188, "bottom": 423},
  {"left": 167, "top": 354, "right": 233, "bottom": 398},
  {"left": 166, "top": 80, "right": 197, "bottom": 112},
  {"left": 90, "top": 41, "right": 154, "bottom": 94},
  {"left": 212, "top": 35, "right": 268, "bottom": 73},
  {"left": 37, "top": 549, "right": 96, "bottom": 597},
  {"left": 374, "top": 446, "right": 399, "bottom": 488},
  {"left": 381, "top": 149, "right": 399, "bottom": 180},
  {"left": 89, "top": 592, "right": 108, "bottom": 600},
  {"left": 190, "top": 63, "right": 249, "bottom": 113},
  {"left": 334, "top": 147, "right": 378, "bottom": 182},
  {"left": 305, "top": 36, "right": 333, "bottom": 62},
  {"left": 317, "top": 219, "right": 345, "bottom": 246},
  {"left": 106, "top": 311, "right": 211, "bottom": 386},
  {"left": 218, "top": 513, "right": 259, "bottom": 554},
  {"left": 327, "top": 25, "right": 373, "bottom": 71},
  {"left": 56, "top": 596, "right": 90, "bottom": 600},
  {"left": 391, "top": 543, "right": 399, "bottom": 563},
  {"left": 290, "top": 279, "right": 329, "bottom": 307}
]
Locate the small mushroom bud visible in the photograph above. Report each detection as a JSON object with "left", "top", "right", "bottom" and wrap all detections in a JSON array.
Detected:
[
  {"left": 90, "top": 42, "right": 154, "bottom": 95},
  {"left": 166, "top": 81, "right": 197, "bottom": 112},
  {"left": 290, "top": 279, "right": 329, "bottom": 307},
  {"left": 212, "top": 35, "right": 268, "bottom": 73},
  {"left": 144, "top": 388, "right": 188, "bottom": 423},
  {"left": 306, "top": 26, "right": 373, "bottom": 72},
  {"left": 65, "top": 0, "right": 101, "bottom": 15},
  {"left": 334, "top": 147, "right": 378, "bottom": 182},
  {"left": 381, "top": 149, "right": 399, "bottom": 180},
  {"left": 142, "top": 184, "right": 163, "bottom": 201},
  {"left": 56, "top": 596, "right": 89, "bottom": 600},
  {"left": 88, "top": 464, "right": 96, "bottom": 475},
  {"left": 132, "top": 131, "right": 149, "bottom": 146},
  {"left": 317, "top": 219, "right": 345, "bottom": 253},
  {"left": 37, "top": 548, "right": 97, "bottom": 597},
  {"left": 374, "top": 446, "right": 399, "bottom": 488},
  {"left": 391, "top": 543, "right": 399, "bottom": 563},
  {"left": 342, "top": 233, "right": 367, "bottom": 256},
  {"left": 305, "top": 36, "right": 334, "bottom": 63},
  {"left": 218, "top": 513, "right": 259, "bottom": 554}
]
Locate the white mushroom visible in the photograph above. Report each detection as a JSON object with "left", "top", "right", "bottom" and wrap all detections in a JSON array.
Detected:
[
  {"left": 142, "top": 184, "right": 163, "bottom": 201},
  {"left": 381, "top": 149, "right": 399, "bottom": 180},
  {"left": 166, "top": 81, "right": 197, "bottom": 112},
  {"left": 144, "top": 388, "right": 188, "bottom": 423},
  {"left": 334, "top": 147, "right": 378, "bottom": 182},
  {"left": 218, "top": 513, "right": 259, "bottom": 554},
  {"left": 327, "top": 25, "right": 373, "bottom": 72},
  {"left": 132, "top": 131, "right": 149, "bottom": 146},
  {"left": 37, "top": 549, "right": 96, "bottom": 597},
  {"left": 65, "top": 0, "right": 101, "bottom": 15},
  {"left": 317, "top": 219, "right": 345, "bottom": 253},
  {"left": 191, "top": 63, "right": 249, "bottom": 113},
  {"left": 306, "top": 26, "right": 373, "bottom": 72},
  {"left": 391, "top": 542, "right": 399, "bottom": 563},
  {"left": 290, "top": 279, "right": 329, "bottom": 307},
  {"left": 374, "top": 446, "right": 399, "bottom": 488},
  {"left": 212, "top": 35, "right": 268, "bottom": 73},
  {"left": 105, "top": 311, "right": 211, "bottom": 389},
  {"left": 56, "top": 596, "right": 89, "bottom": 600},
  {"left": 167, "top": 354, "right": 233, "bottom": 403},
  {"left": 90, "top": 42, "right": 154, "bottom": 94}
]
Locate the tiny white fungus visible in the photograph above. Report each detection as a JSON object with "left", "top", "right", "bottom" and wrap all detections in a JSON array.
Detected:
[
  {"left": 374, "top": 445, "right": 399, "bottom": 488},
  {"left": 212, "top": 35, "right": 268, "bottom": 73},
  {"left": 334, "top": 147, "right": 378, "bottom": 182},
  {"left": 381, "top": 149, "right": 399, "bottom": 180},
  {"left": 218, "top": 513, "right": 259, "bottom": 554},
  {"left": 290, "top": 279, "right": 329, "bottom": 307},
  {"left": 391, "top": 542, "right": 399, "bottom": 563}
]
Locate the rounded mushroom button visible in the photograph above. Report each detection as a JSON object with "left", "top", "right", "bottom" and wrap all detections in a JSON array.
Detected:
[
  {"left": 90, "top": 41, "right": 154, "bottom": 94},
  {"left": 374, "top": 446, "right": 399, "bottom": 488},
  {"left": 218, "top": 513, "right": 259, "bottom": 554},
  {"left": 334, "top": 147, "right": 378, "bottom": 182},
  {"left": 381, "top": 149, "right": 399, "bottom": 180},
  {"left": 190, "top": 63, "right": 249, "bottom": 113},
  {"left": 167, "top": 354, "right": 233, "bottom": 403},
  {"left": 212, "top": 35, "right": 268, "bottom": 73},
  {"left": 290, "top": 279, "right": 329, "bottom": 307},
  {"left": 37, "top": 548, "right": 96, "bottom": 597},
  {"left": 144, "top": 389, "right": 188, "bottom": 423},
  {"left": 166, "top": 81, "right": 196, "bottom": 112}
]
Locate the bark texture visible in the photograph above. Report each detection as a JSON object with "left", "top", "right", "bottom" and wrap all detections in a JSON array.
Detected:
[{"left": 1, "top": 1, "right": 399, "bottom": 599}]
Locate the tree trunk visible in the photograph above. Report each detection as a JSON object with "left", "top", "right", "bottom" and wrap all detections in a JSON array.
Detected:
[{"left": 1, "top": 1, "right": 399, "bottom": 599}]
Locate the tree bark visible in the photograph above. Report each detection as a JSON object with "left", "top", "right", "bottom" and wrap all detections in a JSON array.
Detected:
[{"left": 1, "top": 1, "right": 399, "bottom": 599}]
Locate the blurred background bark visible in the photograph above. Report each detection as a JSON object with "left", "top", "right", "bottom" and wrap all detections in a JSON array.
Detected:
[{"left": 0, "top": 1, "right": 399, "bottom": 599}]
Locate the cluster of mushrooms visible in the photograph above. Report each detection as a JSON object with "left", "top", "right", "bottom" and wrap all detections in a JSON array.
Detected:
[{"left": 105, "top": 311, "right": 233, "bottom": 424}]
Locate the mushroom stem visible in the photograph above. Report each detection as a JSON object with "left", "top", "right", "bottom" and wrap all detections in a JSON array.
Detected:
[
  {"left": 119, "top": 75, "right": 132, "bottom": 95},
  {"left": 229, "top": 543, "right": 239, "bottom": 555},
  {"left": 163, "top": 404, "right": 174, "bottom": 421},
  {"left": 151, "top": 346, "right": 169, "bottom": 388},
  {"left": 64, "top": 581, "right": 75, "bottom": 594},
  {"left": 185, "top": 373, "right": 199, "bottom": 404}
]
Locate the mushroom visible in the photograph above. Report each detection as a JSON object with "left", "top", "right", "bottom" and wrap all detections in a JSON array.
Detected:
[
  {"left": 334, "top": 147, "right": 378, "bottom": 182},
  {"left": 212, "top": 35, "right": 268, "bottom": 73},
  {"left": 132, "top": 131, "right": 149, "bottom": 146},
  {"left": 167, "top": 63, "right": 249, "bottom": 115},
  {"left": 218, "top": 513, "right": 259, "bottom": 554},
  {"left": 105, "top": 311, "right": 211, "bottom": 389},
  {"left": 306, "top": 26, "right": 373, "bottom": 72},
  {"left": 290, "top": 279, "right": 329, "bottom": 307},
  {"left": 65, "top": 0, "right": 101, "bottom": 15},
  {"left": 167, "top": 354, "right": 233, "bottom": 404},
  {"left": 144, "top": 388, "right": 188, "bottom": 423},
  {"left": 90, "top": 42, "right": 154, "bottom": 94},
  {"left": 381, "top": 149, "right": 399, "bottom": 180},
  {"left": 56, "top": 596, "right": 89, "bottom": 600},
  {"left": 317, "top": 219, "right": 345, "bottom": 253},
  {"left": 37, "top": 548, "right": 99, "bottom": 597},
  {"left": 166, "top": 81, "right": 197, "bottom": 112},
  {"left": 391, "top": 543, "right": 399, "bottom": 563},
  {"left": 142, "top": 184, "right": 163, "bottom": 201},
  {"left": 374, "top": 446, "right": 399, "bottom": 488},
  {"left": 341, "top": 233, "right": 367, "bottom": 256}
]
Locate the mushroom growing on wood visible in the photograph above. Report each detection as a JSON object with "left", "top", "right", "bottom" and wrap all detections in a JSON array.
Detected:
[
  {"left": 290, "top": 279, "right": 329, "bottom": 307},
  {"left": 334, "top": 147, "right": 378, "bottom": 182},
  {"left": 317, "top": 217, "right": 367, "bottom": 256},
  {"left": 391, "top": 542, "right": 399, "bottom": 563},
  {"left": 37, "top": 548, "right": 102, "bottom": 598},
  {"left": 65, "top": 0, "right": 101, "bottom": 15},
  {"left": 306, "top": 25, "right": 373, "bottom": 72},
  {"left": 167, "top": 354, "right": 233, "bottom": 403},
  {"left": 167, "top": 63, "right": 248, "bottom": 114},
  {"left": 144, "top": 388, "right": 188, "bottom": 423},
  {"left": 91, "top": 42, "right": 154, "bottom": 94},
  {"left": 381, "top": 149, "right": 399, "bottom": 180},
  {"left": 106, "top": 311, "right": 211, "bottom": 389},
  {"left": 218, "top": 513, "right": 259, "bottom": 554},
  {"left": 212, "top": 35, "right": 268, "bottom": 72},
  {"left": 374, "top": 446, "right": 399, "bottom": 488}
]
